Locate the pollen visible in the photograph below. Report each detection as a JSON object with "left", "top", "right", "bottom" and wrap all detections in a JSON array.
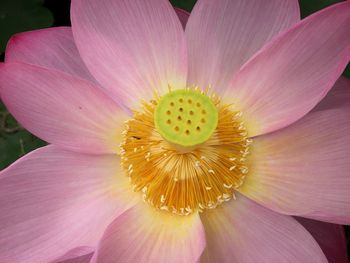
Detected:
[{"left": 120, "top": 88, "right": 251, "bottom": 216}]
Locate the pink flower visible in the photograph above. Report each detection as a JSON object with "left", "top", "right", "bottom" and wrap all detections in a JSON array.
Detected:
[{"left": 1, "top": 0, "right": 350, "bottom": 262}]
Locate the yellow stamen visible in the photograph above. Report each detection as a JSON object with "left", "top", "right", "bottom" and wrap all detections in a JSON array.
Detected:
[{"left": 120, "top": 88, "right": 251, "bottom": 216}]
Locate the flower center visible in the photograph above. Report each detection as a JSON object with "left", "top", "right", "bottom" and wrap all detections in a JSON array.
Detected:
[
  {"left": 120, "top": 88, "right": 251, "bottom": 216},
  {"left": 154, "top": 89, "right": 218, "bottom": 147}
]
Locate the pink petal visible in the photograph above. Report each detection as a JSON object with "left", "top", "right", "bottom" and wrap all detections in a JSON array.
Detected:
[
  {"left": 49, "top": 247, "right": 94, "bottom": 263},
  {"left": 59, "top": 253, "right": 93, "bottom": 263},
  {"left": 5, "top": 27, "right": 97, "bottom": 84},
  {"left": 91, "top": 203, "right": 205, "bottom": 263},
  {"left": 71, "top": 0, "right": 187, "bottom": 110},
  {"left": 185, "top": 0, "right": 300, "bottom": 93},
  {"left": 200, "top": 194, "right": 326, "bottom": 262},
  {"left": 224, "top": 2, "right": 350, "bottom": 136},
  {"left": 296, "top": 217, "right": 348, "bottom": 263},
  {"left": 0, "top": 146, "right": 137, "bottom": 263},
  {"left": 174, "top": 7, "right": 190, "bottom": 29},
  {"left": 0, "top": 62, "right": 129, "bottom": 154},
  {"left": 239, "top": 106, "right": 350, "bottom": 224},
  {"left": 312, "top": 77, "right": 350, "bottom": 112}
]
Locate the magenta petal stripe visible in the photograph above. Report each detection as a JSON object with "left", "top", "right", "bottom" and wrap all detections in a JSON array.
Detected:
[
  {"left": 91, "top": 203, "right": 206, "bottom": 263},
  {"left": 71, "top": 0, "right": 187, "bottom": 110},
  {"left": 186, "top": 0, "right": 300, "bottom": 94},
  {"left": 240, "top": 106, "right": 350, "bottom": 224},
  {"left": 0, "top": 146, "right": 137, "bottom": 263},
  {"left": 5, "top": 27, "right": 97, "bottom": 84},
  {"left": 200, "top": 194, "right": 326, "bottom": 263},
  {"left": 0, "top": 62, "right": 129, "bottom": 154},
  {"left": 225, "top": 2, "right": 350, "bottom": 136}
]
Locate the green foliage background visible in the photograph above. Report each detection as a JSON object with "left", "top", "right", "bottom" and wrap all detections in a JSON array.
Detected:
[{"left": 0, "top": 0, "right": 349, "bottom": 169}]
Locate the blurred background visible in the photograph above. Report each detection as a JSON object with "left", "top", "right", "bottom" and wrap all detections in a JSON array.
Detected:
[{"left": 0, "top": 0, "right": 349, "bottom": 257}]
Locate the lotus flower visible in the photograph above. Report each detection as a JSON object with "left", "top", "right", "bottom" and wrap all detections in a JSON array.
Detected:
[{"left": 1, "top": 0, "right": 350, "bottom": 262}]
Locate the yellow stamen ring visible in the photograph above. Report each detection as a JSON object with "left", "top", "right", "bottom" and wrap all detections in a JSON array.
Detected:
[{"left": 120, "top": 88, "right": 251, "bottom": 216}]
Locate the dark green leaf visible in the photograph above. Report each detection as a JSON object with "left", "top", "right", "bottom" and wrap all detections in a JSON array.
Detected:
[
  {"left": 0, "top": 101, "right": 46, "bottom": 169},
  {"left": 170, "top": 0, "right": 196, "bottom": 12},
  {"left": 299, "top": 0, "right": 343, "bottom": 18},
  {"left": 0, "top": 0, "right": 53, "bottom": 52}
]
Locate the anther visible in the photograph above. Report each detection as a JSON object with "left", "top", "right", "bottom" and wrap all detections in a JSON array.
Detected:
[
  {"left": 160, "top": 206, "right": 169, "bottom": 211},
  {"left": 160, "top": 195, "right": 166, "bottom": 203},
  {"left": 229, "top": 166, "right": 236, "bottom": 171}
]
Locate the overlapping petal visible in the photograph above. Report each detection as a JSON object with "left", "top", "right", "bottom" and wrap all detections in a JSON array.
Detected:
[
  {"left": 0, "top": 62, "right": 129, "bottom": 154},
  {"left": 312, "top": 77, "right": 350, "bottom": 112},
  {"left": 174, "top": 8, "right": 190, "bottom": 29},
  {"left": 200, "top": 194, "right": 326, "bottom": 263},
  {"left": 71, "top": 0, "right": 187, "bottom": 109},
  {"left": 240, "top": 106, "right": 350, "bottom": 224},
  {"left": 0, "top": 146, "right": 137, "bottom": 263},
  {"left": 5, "top": 27, "right": 97, "bottom": 83},
  {"left": 224, "top": 2, "right": 350, "bottom": 136},
  {"left": 60, "top": 253, "right": 94, "bottom": 263},
  {"left": 186, "top": 0, "right": 300, "bottom": 93},
  {"left": 49, "top": 247, "right": 94, "bottom": 263},
  {"left": 91, "top": 203, "right": 205, "bottom": 263},
  {"left": 296, "top": 217, "right": 348, "bottom": 263}
]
